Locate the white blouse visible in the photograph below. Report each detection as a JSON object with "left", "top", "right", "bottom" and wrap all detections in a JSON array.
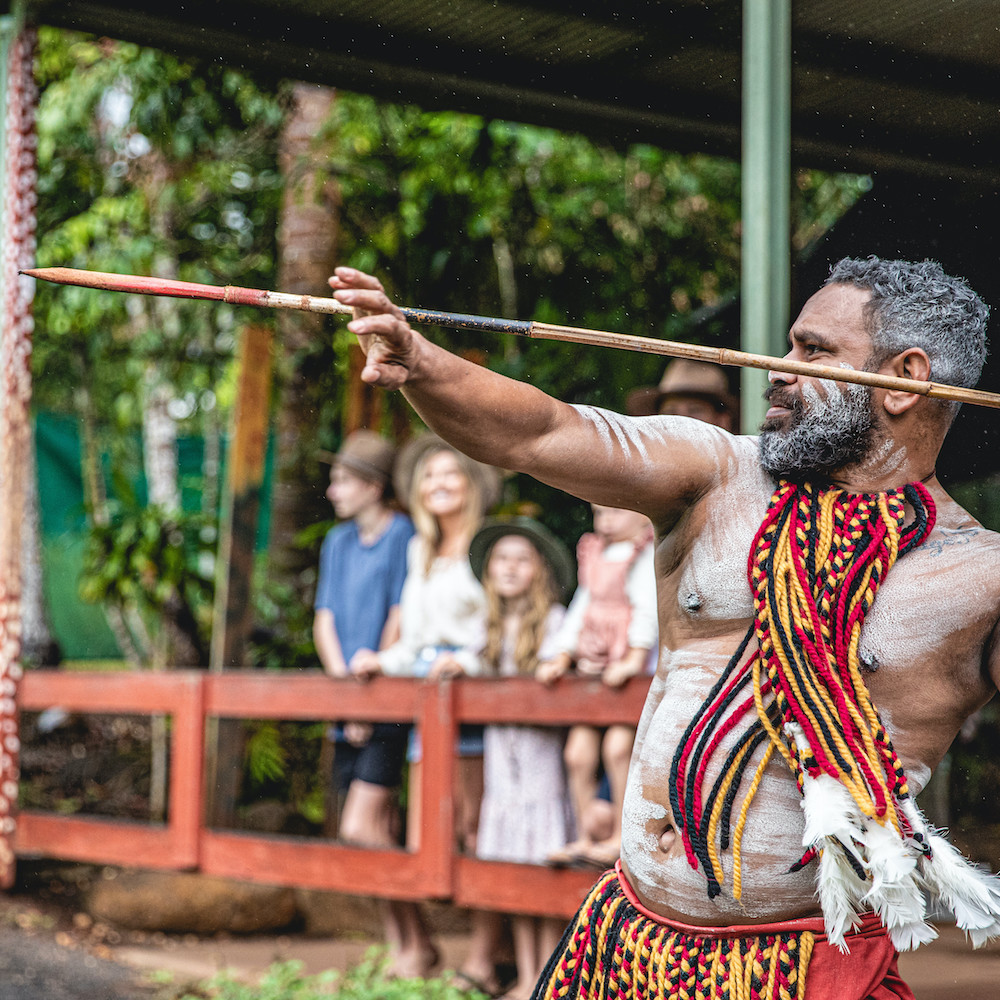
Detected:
[{"left": 377, "top": 535, "right": 487, "bottom": 677}]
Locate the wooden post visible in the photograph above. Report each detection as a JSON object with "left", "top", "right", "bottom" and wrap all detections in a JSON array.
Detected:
[
  {"left": 206, "top": 324, "right": 273, "bottom": 828},
  {"left": 210, "top": 323, "right": 273, "bottom": 671}
]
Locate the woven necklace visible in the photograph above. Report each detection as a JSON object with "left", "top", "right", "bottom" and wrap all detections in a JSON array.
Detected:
[{"left": 669, "top": 479, "right": 936, "bottom": 910}]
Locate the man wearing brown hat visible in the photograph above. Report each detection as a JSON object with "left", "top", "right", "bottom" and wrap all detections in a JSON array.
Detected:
[{"left": 626, "top": 358, "right": 738, "bottom": 431}]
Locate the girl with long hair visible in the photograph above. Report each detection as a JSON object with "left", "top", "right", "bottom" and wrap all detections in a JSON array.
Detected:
[{"left": 469, "top": 517, "right": 575, "bottom": 1000}]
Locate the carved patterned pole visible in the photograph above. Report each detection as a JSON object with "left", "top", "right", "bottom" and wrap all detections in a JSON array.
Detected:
[{"left": 0, "top": 19, "right": 37, "bottom": 888}]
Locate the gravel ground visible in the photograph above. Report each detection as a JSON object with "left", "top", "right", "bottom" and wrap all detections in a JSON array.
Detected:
[
  {"left": 0, "top": 922, "right": 154, "bottom": 1000},
  {"left": 0, "top": 893, "right": 159, "bottom": 1000}
]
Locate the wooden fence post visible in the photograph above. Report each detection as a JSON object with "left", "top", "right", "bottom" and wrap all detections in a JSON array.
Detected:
[{"left": 206, "top": 324, "right": 273, "bottom": 827}]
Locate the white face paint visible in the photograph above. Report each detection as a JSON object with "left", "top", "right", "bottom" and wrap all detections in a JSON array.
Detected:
[
  {"left": 759, "top": 372, "right": 877, "bottom": 480},
  {"left": 857, "top": 435, "right": 907, "bottom": 480}
]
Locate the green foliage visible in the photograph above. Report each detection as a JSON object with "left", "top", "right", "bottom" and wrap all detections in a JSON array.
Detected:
[
  {"left": 78, "top": 500, "right": 216, "bottom": 659},
  {"left": 32, "top": 26, "right": 870, "bottom": 669},
  {"left": 174, "top": 954, "right": 488, "bottom": 1000},
  {"left": 33, "top": 26, "right": 285, "bottom": 425},
  {"left": 33, "top": 27, "right": 284, "bottom": 661},
  {"left": 241, "top": 719, "right": 329, "bottom": 830},
  {"left": 247, "top": 547, "right": 320, "bottom": 672},
  {"left": 323, "top": 96, "right": 740, "bottom": 412},
  {"left": 244, "top": 721, "right": 287, "bottom": 785}
]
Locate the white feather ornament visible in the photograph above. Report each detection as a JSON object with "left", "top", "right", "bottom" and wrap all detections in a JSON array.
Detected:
[
  {"left": 816, "top": 843, "right": 866, "bottom": 952},
  {"left": 800, "top": 772, "right": 864, "bottom": 853},
  {"left": 864, "top": 815, "right": 916, "bottom": 893},
  {"left": 887, "top": 918, "right": 939, "bottom": 952},
  {"left": 918, "top": 831, "right": 1000, "bottom": 948}
]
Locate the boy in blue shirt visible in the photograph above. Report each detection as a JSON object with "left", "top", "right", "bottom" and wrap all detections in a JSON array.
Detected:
[{"left": 314, "top": 431, "right": 435, "bottom": 977}]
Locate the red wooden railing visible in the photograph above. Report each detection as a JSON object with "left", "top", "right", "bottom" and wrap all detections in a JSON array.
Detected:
[{"left": 16, "top": 671, "right": 647, "bottom": 918}]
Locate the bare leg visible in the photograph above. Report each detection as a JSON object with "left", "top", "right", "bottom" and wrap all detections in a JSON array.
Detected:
[
  {"left": 539, "top": 916, "right": 564, "bottom": 962},
  {"left": 506, "top": 914, "right": 538, "bottom": 1000},
  {"left": 453, "top": 909, "right": 503, "bottom": 994},
  {"left": 406, "top": 759, "right": 422, "bottom": 850},
  {"left": 548, "top": 725, "right": 602, "bottom": 861},
  {"left": 387, "top": 900, "right": 439, "bottom": 979},
  {"left": 338, "top": 779, "right": 397, "bottom": 846},
  {"left": 505, "top": 915, "right": 564, "bottom": 999},
  {"left": 456, "top": 754, "right": 485, "bottom": 853},
  {"left": 340, "top": 778, "right": 437, "bottom": 978},
  {"left": 584, "top": 724, "right": 635, "bottom": 865}
]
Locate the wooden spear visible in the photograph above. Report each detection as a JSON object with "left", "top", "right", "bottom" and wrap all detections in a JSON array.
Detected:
[{"left": 21, "top": 265, "right": 1000, "bottom": 410}]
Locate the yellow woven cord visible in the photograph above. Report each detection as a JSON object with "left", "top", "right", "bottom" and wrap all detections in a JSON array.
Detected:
[
  {"left": 668, "top": 479, "right": 936, "bottom": 907},
  {"left": 762, "top": 505, "right": 873, "bottom": 810},
  {"left": 731, "top": 742, "right": 776, "bottom": 900},
  {"left": 531, "top": 870, "right": 814, "bottom": 1000}
]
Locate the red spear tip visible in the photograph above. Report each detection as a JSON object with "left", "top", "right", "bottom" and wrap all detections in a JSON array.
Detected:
[
  {"left": 20, "top": 265, "right": 352, "bottom": 316},
  {"left": 21, "top": 266, "right": 234, "bottom": 302}
]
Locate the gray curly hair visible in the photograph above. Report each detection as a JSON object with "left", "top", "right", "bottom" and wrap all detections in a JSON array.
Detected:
[{"left": 825, "top": 256, "right": 989, "bottom": 392}]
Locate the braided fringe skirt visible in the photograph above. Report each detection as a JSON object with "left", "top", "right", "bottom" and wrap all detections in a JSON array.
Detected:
[{"left": 531, "top": 869, "right": 814, "bottom": 1000}]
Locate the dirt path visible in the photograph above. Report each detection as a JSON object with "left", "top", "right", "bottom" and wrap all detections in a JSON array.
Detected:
[{"left": 4, "top": 883, "right": 1000, "bottom": 999}]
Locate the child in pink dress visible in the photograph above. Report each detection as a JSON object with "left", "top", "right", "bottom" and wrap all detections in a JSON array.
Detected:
[{"left": 538, "top": 504, "right": 656, "bottom": 870}]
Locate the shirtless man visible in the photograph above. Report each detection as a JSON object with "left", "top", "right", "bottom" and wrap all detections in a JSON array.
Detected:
[{"left": 329, "top": 257, "right": 1000, "bottom": 1000}]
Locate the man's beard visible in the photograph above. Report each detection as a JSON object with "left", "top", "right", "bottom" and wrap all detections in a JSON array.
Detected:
[{"left": 758, "top": 379, "right": 878, "bottom": 481}]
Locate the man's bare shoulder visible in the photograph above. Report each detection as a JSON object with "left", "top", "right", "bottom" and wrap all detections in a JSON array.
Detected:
[
  {"left": 911, "top": 492, "right": 1000, "bottom": 649},
  {"left": 571, "top": 406, "right": 758, "bottom": 474},
  {"left": 564, "top": 406, "right": 759, "bottom": 515},
  {"left": 571, "top": 405, "right": 745, "bottom": 457}
]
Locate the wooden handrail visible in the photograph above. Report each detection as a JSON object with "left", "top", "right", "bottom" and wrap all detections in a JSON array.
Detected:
[{"left": 16, "top": 670, "right": 647, "bottom": 916}]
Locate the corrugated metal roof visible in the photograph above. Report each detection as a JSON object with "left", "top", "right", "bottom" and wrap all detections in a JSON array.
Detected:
[{"left": 12, "top": 0, "right": 999, "bottom": 182}]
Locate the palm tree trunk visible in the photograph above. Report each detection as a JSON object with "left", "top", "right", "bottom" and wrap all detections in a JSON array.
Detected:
[{"left": 269, "top": 82, "right": 339, "bottom": 588}]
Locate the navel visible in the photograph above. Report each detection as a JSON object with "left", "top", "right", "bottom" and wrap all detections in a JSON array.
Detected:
[{"left": 657, "top": 822, "right": 677, "bottom": 853}]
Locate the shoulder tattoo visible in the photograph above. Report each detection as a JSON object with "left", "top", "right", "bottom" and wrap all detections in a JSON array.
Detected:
[{"left": 922, "top": 525, "right": 980, "bottom": 557}]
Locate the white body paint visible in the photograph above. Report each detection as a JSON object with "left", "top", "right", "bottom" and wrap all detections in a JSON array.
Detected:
[{"left": 611, "top": 431, "right": 1000, "bottom": 927}]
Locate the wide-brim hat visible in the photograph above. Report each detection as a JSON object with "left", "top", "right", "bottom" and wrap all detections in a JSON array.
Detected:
[
  {"left": 393, "top": 431, "right": 502, "bottom": 514},
  {"left": 469, "top": 516, "right": 576, "bottom": 601},
  {"left": 626, "top": 358, "right": 737, "bottom": 417}
]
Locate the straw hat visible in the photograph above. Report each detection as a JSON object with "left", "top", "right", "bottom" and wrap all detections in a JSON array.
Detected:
[
  {"left": 331, "top": 430, "right": 397, "bottom": 486},
  {"left": 469, "top": 516, "right": 576, "bottom": 601},
  {"left": 626, "top": 358, "right": 737, "bottom": 417},
  {"left": 393, "top": 431, "right": 502, "bottom": 514}
]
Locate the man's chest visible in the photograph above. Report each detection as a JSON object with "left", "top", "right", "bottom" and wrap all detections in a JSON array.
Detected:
[{"left": 660, "top": 499, "right": 996, "bottom": 675}]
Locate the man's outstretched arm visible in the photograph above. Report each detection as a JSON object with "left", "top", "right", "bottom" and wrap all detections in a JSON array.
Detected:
[{"left": 330, "top": 267, "right": 733, "bottom": 522}]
